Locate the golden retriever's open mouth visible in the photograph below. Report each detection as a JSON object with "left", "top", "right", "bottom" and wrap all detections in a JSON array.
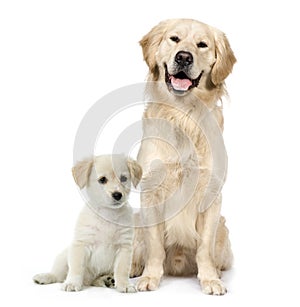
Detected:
[{"left": 164, "top": 64, "right": 203, "bottom": 95}]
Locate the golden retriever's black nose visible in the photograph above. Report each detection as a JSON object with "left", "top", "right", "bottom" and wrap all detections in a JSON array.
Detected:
[
  {"left": 175, "top": 51, "right": 193, "bottom": 67},
  {"left": 112, "top": 192, "right": 122, "bottom": 201}
]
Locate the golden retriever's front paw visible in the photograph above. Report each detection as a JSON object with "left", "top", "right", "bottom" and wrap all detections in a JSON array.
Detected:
[
  {"left": 137, "top": 276, "right": 160, "bottom": 291},
  {"left": 201, "top": 279, "right": 227, "bottom": 295},
  {"left": 116, "top": 283, "right": 137, "bottom": 293}
]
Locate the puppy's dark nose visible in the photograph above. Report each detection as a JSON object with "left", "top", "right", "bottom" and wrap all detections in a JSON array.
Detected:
[
  {"left": 112, "top": 192, "right": 122, "bottom": 201},
  {"left": 175, "top": 51, "right": 193, "bottom": 67}
]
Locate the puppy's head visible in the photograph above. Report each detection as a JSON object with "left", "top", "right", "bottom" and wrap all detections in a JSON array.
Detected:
[
  {"left": 140, "top": 19, "right": 236, "bottom": 97},
  {"left": 72, "top": 155, "right": 142, "bottom": 208}
]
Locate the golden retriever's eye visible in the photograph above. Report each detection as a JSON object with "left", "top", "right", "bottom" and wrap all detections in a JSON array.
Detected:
[
  {"left": 197, "top": 41, "right": 208, "bottom": 48},
  {"left": 98, "top": 176, "right": 108, "bottom": 184},
  {"left": 120, "top": 175, "right": 127, "bottom": 183},
  {"left": 170, "top": 36, "right": 180, "bottom": 43}
]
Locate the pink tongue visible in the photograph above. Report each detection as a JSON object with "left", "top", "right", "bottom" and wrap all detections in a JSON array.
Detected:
[{"left": 170, "top": 76, "right": 192, "bottom": 91}]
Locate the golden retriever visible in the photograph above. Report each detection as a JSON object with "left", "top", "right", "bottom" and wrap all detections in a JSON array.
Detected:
[{"left": 131, "top": 19, "right": 236, "bottom": 295}]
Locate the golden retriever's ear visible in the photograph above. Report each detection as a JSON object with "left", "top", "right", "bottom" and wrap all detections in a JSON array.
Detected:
[
  {"left": 72, "top": 158, "right": 93, "bottom": 189},
  {"left": 127, "top": 159, "right": 143, "bottom": 188},
  {"left": 211, "top": 30, "right": 236, "bottom": 85},
  {"left": 140, "top": 21, "right": 168, "bottom": 80}
]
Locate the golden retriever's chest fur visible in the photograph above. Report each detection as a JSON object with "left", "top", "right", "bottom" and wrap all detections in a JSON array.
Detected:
[
  {"left": 164, "top": 202, "right": 200, "bottom": 249},
  {"left": 142, "top": 101, "right": 223, "bottom": 249},
  {"left": 144, "top": 101, "right": 222, "bottom": 165}
]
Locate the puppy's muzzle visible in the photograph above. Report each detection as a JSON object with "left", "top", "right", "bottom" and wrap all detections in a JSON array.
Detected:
[{"left": 112, "top": 192, "right": 122, "bottom": 201}]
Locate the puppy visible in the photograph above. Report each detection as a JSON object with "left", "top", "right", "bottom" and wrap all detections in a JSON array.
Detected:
[{"left": 33, "top": 154, "right": 142, "bottom": 293}]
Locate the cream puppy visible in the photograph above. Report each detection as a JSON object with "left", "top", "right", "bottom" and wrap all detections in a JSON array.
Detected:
[{"left": 33, "top": 155, "right": 142, "bottom": 293}]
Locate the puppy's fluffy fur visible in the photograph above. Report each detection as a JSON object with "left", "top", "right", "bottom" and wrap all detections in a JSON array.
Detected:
[
  {"left": 131, "top": 19, "right": 236, "bottom": 295},
  {"left": 33, "top": 155, "right": 142, "bottom": 293}
]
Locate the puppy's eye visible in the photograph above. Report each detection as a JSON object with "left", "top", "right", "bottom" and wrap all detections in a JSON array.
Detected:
[
  {"left": 197, "top": 41, "right": 208, "bottom": 48},
  {"left": 170, "top": 36, "right": 180, "bottom": 43},
  {"left": 120, "top": 175, "right": 127, "bottom": 183},
  {"left": 98, "top": 176, "right": 108, "bottom": 184}
]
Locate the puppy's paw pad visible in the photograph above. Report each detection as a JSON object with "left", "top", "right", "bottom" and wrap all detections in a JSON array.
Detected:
[
  {"left": 137, "top": 276, "right": 160, "bottom": 291},
  {"left": 92, "top": 274, "right": 115, "bottom": 288},
  {"left": 104, "top": 275, "right": 115, "bottom": 288},
  {"left": 201, "top": 279, "right": 227, "bottom": 295},
  {"left": 116, "top": 283, "right": 137, "bottom": 293},
  {"left": 61, "top": 281, "right": 82, "bottom": 292},
  {"left": 33, "top": 273, "right": 56, "bottom": 285}
]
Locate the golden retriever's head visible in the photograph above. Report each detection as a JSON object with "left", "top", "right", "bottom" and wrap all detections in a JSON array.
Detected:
[{"left": 140, "top": 19, "right": 236, "bottom": 97}]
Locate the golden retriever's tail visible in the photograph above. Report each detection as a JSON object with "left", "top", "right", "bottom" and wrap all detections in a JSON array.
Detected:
[{"left": 164, "top": 245, "right": 197, "bottom": 276}]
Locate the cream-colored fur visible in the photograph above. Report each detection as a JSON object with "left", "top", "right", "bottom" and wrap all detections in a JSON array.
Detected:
[
  {"left": 131, "top": 19, "right": 236, "bottom": 295},
  {"left": 33, "top": 155, "right": 142, "bottom": 293}
]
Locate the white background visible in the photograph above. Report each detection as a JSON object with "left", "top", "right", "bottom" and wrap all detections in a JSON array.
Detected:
[{"left": 1, "top": 0, "right": 300, "bottom": 306}]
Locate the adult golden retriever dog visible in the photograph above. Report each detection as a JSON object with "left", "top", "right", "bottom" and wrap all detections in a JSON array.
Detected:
[{"left": 131, "top": 19, "right": 236, "bottom": 295}]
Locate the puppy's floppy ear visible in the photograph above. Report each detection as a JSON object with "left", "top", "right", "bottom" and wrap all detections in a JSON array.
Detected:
[
  {"left": 72, "top": 158, "right": 93, "bottom": 189},
  {"left": 127, "top": 159, "right": 142, "bottom": 188},
  {"left": 211, "top": 29, "right": 236, "bottom": 86},
  {"left": 140, "top": 20, "right": 169, "bottom": 80}
]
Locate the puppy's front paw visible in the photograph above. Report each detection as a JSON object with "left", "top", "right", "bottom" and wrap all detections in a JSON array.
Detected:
[
  {"left": 116, "top": 283, "right": 137, "bottom": 293},
  {"left": 61, "top": 281, "right": 83, "bottom": 292},
  {"left": 201, "top": 279, "right": 227, "bottom": 295}
]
